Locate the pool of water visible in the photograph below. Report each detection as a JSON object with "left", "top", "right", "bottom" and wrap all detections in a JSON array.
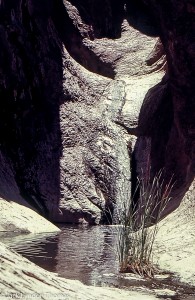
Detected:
[
  {"left": 0, "top": 225, "right": 119, "bottom": 285},
  {"left": 1, "top": 225, "right": 195, "bottom": 300}
]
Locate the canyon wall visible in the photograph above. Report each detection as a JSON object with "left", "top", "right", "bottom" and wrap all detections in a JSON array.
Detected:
[
  {"left": 137, "top": 0, "right": 195, "bottom": 215},
  {"left": 0, "top": 0, "right": 194, "bottom": 224}
]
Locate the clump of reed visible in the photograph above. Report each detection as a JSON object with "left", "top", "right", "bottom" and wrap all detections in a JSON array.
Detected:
[{"left": 113, "top": 169, "right": 174, "bottom": 277}]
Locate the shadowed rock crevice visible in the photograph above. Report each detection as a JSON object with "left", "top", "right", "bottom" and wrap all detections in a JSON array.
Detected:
[
  {"left": 65, "top": 0, "right": 125, "bottom": 39},
  {"left": 125, "top": 0, "right": 160, "bottom": 37}
]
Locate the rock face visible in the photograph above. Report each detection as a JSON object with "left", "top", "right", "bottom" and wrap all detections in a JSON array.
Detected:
[
  {"left": 0, "top": 0, "right": 194, "bottom": 224},
  {"left": 0, "top": 197, "right": 60, "bottom": 233},
  {"left": 135, "top": 0, "right": 195, "bottom": 216},
  {"left": 0, "top": 0, "right": 159, "bottom": 224},
  {"left": 0, "top": 242, "right": 158, "bottom": 300}
]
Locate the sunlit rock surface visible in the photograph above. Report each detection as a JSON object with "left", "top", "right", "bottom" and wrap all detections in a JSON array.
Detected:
[
  {"left": 0, "top": 198, "right": 60, "bottom": 233},
  {"left": 154, "top": 180, "right": 195, "bottom": 285}
]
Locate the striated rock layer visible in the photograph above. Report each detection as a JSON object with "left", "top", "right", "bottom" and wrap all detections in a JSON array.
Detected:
[{"left": 0, "top": 0, "right": 194, "bottom": 224}]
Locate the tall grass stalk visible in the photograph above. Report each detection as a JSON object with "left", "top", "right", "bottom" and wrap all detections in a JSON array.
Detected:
[{"left": 114, "top": 169, "right": 174, "bottom": 277}]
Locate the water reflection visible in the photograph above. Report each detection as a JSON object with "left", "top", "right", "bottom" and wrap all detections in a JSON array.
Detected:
[
  {"left": 1, "top": 226, "right": 195, "bottom": 299},
  {"left": 0, "top": 225, "right": 119, "bottom": 285},
  {"left": 0, "top": 231, "right": 59, "bottom": 272},
  {"left": 56, "top": 225, "right": 119, "bottom": 285}
]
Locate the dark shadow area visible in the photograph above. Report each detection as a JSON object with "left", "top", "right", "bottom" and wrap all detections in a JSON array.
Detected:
[
  {"left": 138, "top": 77, "right": 173, "bottom": 174},
  {"left": 52, "top": 0, "right": 116, "bottom": 78},
  {"left": 131, "top": 76, "right": 174, "bottom": 218},
  {"left": 67, "top": 0, "right": 125, "bottom": 39},
  {"left": 100, "top": 204, "right": 114, "bottom": 225},
  {"left": 125, "top": 0, "right": 160, "bottom": 37},
  {"left": 132, "top": 73, "right": 194, "bottom": 220},
  {"left": 131, "top": 151, "right": 140, "bottom": 216},
  {"left": 0, "top": 0, "right": 64, "bottom": 218}
]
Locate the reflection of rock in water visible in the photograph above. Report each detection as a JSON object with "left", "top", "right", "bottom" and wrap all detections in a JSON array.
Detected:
[
  {"left": 0, "top": 241, "right": 162, "bottom": 300},
  {"left": 0, "top": 231, "right": 59, "bottom": 272},
  {"left": 1, "top": 226, "right": 195, "bottom": 299},
  {"left": 1, "top": 226, "right": 119, "bottom": 285},
  {"left": 56, "top": 226, "right": 118, "bottom": 285}
]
